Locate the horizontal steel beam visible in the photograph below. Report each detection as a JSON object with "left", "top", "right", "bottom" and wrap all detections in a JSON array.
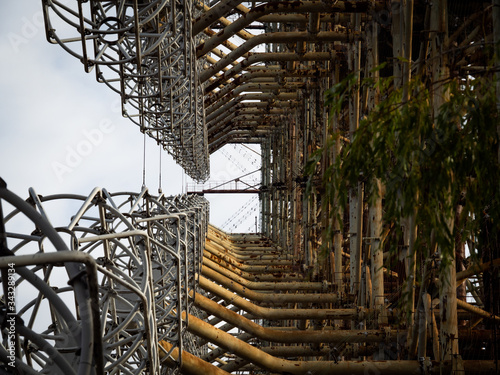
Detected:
[
  {"left": 200, "top": 31, "right": 354, "bottom": 82},
  {"left": 194, "top": 292, "right": 391, "bottom": 344},
  {"left": 193, "top": 0, "right": 244, "bottom": 35},
  {"left": 159, "top": 340, "right": 230, "bottom": 375},
  {"left": 205, "top": 68, "right": 324, "bottom": 106},
  {"left": 200, "top": 268, "right": 341, "bottom": 304},
  {"left": 198, "top": 275, "right": 363, "bottom": 320},
  {"left": 204, "top": 52, "right": 333, "bottom": 93},
  {"left": 186, "top": 312, "right": 495, "bottom": 374},
  {"left": 196, "top": 1, "right": 372, "bottom": 57}
]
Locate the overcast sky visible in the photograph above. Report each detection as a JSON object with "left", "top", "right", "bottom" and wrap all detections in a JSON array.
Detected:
[{"left": 0, "top": 2, "right": 260, "bottom": 232}]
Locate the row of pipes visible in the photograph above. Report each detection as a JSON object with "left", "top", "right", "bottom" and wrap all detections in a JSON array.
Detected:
[
  {"left": 169, "top": 226, "right": 498, "bottom": 373},
  {"left": 32, "top": 0, "right": 500, "bottom": 373}
]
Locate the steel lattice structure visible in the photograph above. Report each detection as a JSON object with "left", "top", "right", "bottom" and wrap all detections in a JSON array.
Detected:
[
  {"left": 2, "top": 0, "right": 500, "bottom": 374},
  {"left": 42, "top": 0, "right": 209, "bottom": 181},
  {"left": 0, "top": 179, "right": 208, "bottom": 374}
]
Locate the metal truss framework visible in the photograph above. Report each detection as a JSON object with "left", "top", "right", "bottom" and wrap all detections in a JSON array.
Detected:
[
  {"left": 42, "top": 0, "right": 209, "bottom": 181},
  {"left": 3, "top": 0, "right": 499, "bottom": 374},
  {"left": 0, "top": 179, "right": 208, "bottom": 374}
]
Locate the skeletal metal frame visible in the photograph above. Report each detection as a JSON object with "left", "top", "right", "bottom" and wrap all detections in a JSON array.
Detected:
[
  {"left": 0, "top": 180, "right": 208, "bottom": 374},
  {"left": 42, "top": 0, "right": 209, "bottom": 181},
  {"left": 6, "top": 0, "right": 499, "bottom": 373}
]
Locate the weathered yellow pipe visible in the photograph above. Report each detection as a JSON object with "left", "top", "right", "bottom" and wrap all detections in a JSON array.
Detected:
[
  {"left": 456, "top": 258, "right": 500, "bottom": 283},
  {"left": 202, "top": 258, "right": 328, "bottom": 291},
  {"left": 204, "top": 250, "right": 294, "bottom": 273},
  {"left": 185, "top": 313, "right": 493, "bottom": 374},
  {"left": 202, "top": 255, "right": 304, "bottom": 282},
  {"left": 205, "top": 241, "right": 290, "bottom": 261},
  {"left": 198, "top": 275, "right": 360, "bottom": 320},
  {"left": 456, "top": 299, "right": 500, "bottom": 322},
  {"left": 158, "top": 340, "right": 230, "bottom": 375},
  {"left": 201, "top": 267, "right": 339, "bottom": 305},
  {"left": 193, "top": 292, "right": 386, "bottom": 344}
]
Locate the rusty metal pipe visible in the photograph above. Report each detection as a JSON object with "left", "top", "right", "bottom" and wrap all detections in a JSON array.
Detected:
[
  {"left": 202, "top": 332, "right": 254, "bottom": 363},
  {"left": 207, "top": 92, "right": 298, "bottom": 122},
  {"left": 258, "top": 13, "right": 349, "bottom": 23},
  {"left": 193, "top": 0, "right": 244, "bottom": 35},
  {"left": 202, "top": 28, "right": 250, "bottom": 59},
  {"left": 456, "top": 299, "right": 500, "bottom": 322},
  {"left": 205, "top": 241, "right": 293, "bottom": 265},
  {"left": 207, "top": 92, "right": 298, "bottom": 121},
  {"left": 202, "top": 252, "right": 299, "bottom": 279},
  {"left": 456, "top": 257, "right": 500, "bottom": 283},
  {"left": 200, "top": 268, "right": 340, "bottom": 304},
  {"left": 205, "top": 52, "right": 332, "bottom": 93},
  {"left": 209, "top": 81, "right": 302, "bottom": 104},
  {"left": 196, "top": 1, "right": 371, "bottom": 57},
  {"left": 207, "top": 84, "right": 301, "bottom": 116},
  {"left": 193, "top": 292, "right": 392, "bottom": 344},
  {"left": 208, "top": 227, "right": 268, "bottom": 244},
  {"left": 207, "top": 102, "right": 296, "bottom": 128},
  {"left": 208, "top": 114, "right": 290, "bottom": 139},
  {"left": 207, "top": 47, "right": 241, "bottom": 68},
  {"left": 209, "top": 130, "right": 272, "bottom": 152},
  {"left": 210, "top": 133, "right": 268, "bottom": 152},
  {"left": 202, "top": 258, "right": 327, "bottom": 291},
  {"left": 200, "top": 32, "right": 353, "bottom": 82},
  {"left": 158, "top": 340, "right": 230, "bottom": 375},
  {"left": 186, "top": 313, "right": 493, "bottom": 374},
  {"left": 199, "top": 275, "right": 363, "bottom": 320},
  {"left": 204, "top": 245, "right": 295, "bottom": 268},
  {"left": 206, "top": 55, "right": 231, "bottom": 73},
  {"left": 205, "top": 69, "right": 323, "bottom": 106},
  {"left": 207, "top": 97, "right": 297, "bottom": 128},
  {"left": 202, "top": 254, "right": 302, "bottom": 282},
  {"left": 197, "top": 1, "right": 254, "bottom": 40}
]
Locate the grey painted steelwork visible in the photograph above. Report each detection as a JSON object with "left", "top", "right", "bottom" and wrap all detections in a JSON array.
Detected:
[
  {"left": 0, "top": 180, "right": 208, "bottom": 374},
  {"left": 28, "top": 0, "right": 500, "bottom": 373},
  {"left": 42, "top": 0, "right": 209, "bottom": 181}
]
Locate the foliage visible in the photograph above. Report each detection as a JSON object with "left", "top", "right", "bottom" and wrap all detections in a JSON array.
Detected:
[{"left": 307, "top": 72, "right": 500, "bottom": 267}]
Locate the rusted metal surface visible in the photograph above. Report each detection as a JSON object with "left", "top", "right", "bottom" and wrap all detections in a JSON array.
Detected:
[
  {"left": 199, "top": 31, "right": 354, "bottom": 82},
  {"left": 201, "top": 267, "right": 341, "bottom": 304},
  {"left": 196, "top": 1, "right": 372, "bottom": 58},
  {"left": 186, "top": 312, "right": 496, "bottom": 374},
  {"left": 194, "top": 292, "right": 397, "bottom": 344},
  {"left": 198, "top": 275, "right": 363, "bottom": 320},
  {"left": 35, "top": 0, "right": 500, "bottom": 372}
]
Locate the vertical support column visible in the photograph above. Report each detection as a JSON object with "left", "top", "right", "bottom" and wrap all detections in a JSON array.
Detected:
[
  {"left": 275, "top": 132, "right": 281, "bottom": 246},
  {"left": 349, "top": 13, "right": 362, "bottom": 297},
  {"left": 281, "top": 128, "right": 288, "bottom": 252},
  {"left": 366, "top": 6, "right": 384, "bottom": 318},
  {"left": 303, "top": 94, "right": 312, "bottom": 269},
  {"left": 494, "top": 0, "right": 500, "bottom": 163},
  {"left": 370, "top": 181, "right": 384, "bottom": 312},
  {"left": 290, "top": 116, "right": 299, "bottom": 257},
  {"left": 332, "top": 62, "right": 344, "bottom": 295},
  {"left": 430, "top": 0, "right": 459, "bottom": 363},
  {"left": 261, "top": 140, "right": 271, "bottom": 238},
  {"left": 402, "top": 0, "right": 418, "bottom": 346}
]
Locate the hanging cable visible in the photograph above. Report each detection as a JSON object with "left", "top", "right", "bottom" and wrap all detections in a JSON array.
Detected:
[
  {"left": 220, "top": 148, "right": 248, "bottom": 173},
  {"left": 158, "top": 145, "right": 162, "bottom": 194},
  {"left": 221, "top": 195, "right": 259, "bottom": 232},
  {"left": 142, "top": 132, "right": 147, "bottom": 189}
]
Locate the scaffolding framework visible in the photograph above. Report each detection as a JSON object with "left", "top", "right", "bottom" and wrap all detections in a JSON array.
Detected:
[{"left": 1, "top": 0, "right": 500, "bottom": 373}]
